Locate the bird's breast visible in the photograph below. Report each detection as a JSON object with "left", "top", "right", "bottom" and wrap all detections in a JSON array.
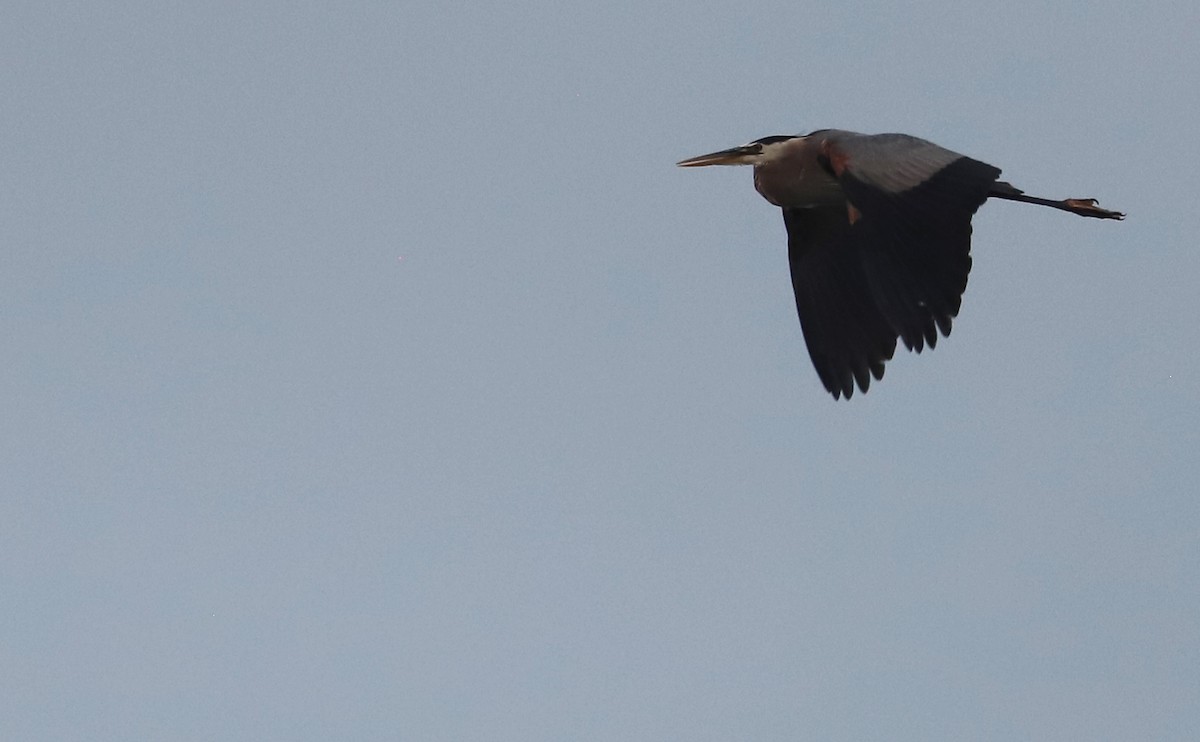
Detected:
[{"left": 753, "top": 162, "right": 843, "bottom": 208}]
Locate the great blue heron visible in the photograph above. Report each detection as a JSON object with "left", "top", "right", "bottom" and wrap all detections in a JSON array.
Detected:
[{"left": 678, "top": 129, "right": 1123, "bottom": 400}]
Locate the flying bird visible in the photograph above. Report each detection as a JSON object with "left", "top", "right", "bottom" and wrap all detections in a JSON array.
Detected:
[{"left": 678, "top": 129, "right": 1123, "bottom": 399}]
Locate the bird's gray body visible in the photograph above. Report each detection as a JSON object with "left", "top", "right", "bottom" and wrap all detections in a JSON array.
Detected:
[
  {"left": 752, "top": 130, "right": 963, "bottom": 207},
  {"left": 678, "top": 129, "right": 1123, "bottom": 399}
]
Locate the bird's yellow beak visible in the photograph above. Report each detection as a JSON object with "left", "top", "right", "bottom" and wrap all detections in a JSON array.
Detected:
[{"left": 676, "top": 145, "right": 759, "bottom": 167}]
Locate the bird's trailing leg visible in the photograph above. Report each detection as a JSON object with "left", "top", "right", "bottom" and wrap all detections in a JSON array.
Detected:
[{"left": 989, "top": 181, "right": 1124, "bottom": 220}]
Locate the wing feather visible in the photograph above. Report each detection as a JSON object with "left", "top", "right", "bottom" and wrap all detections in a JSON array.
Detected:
[
  {"left": 785, "top": 206, "right": 897, "bottom": 399},
  {"left": 817, "top": 132, "right": 1001, "bottom": 352}
]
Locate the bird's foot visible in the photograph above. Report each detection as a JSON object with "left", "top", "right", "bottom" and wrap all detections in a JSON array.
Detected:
[{"left": 1064, "top": 198, "right": 1125, "bottom": 220}]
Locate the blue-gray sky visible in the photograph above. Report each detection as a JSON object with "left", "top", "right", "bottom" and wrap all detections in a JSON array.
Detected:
[{"left": 3, "top": 2, "right": 1197, "bottom": 740}]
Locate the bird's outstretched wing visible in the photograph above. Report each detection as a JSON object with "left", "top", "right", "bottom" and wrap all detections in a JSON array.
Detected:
[
  {"left": 815, "top": 131, "right": 1001, "bottom": 353},
  {"left": 784, "top": 206, "right": 897, "bottom": 399}
]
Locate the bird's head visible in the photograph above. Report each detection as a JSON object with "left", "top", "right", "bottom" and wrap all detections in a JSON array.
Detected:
[{"left": 676, "top": 135, "right": 801, "bottom": 167}]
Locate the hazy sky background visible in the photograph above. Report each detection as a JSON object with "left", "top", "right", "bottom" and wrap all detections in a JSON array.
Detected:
[{"left": 3, "top": 1, "right": 1197, "bottom": 740}]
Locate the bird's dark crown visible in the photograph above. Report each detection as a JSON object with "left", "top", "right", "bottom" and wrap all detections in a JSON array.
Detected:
[{"left": 749, "top": 135, "right": 799, "bottom": 148}]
